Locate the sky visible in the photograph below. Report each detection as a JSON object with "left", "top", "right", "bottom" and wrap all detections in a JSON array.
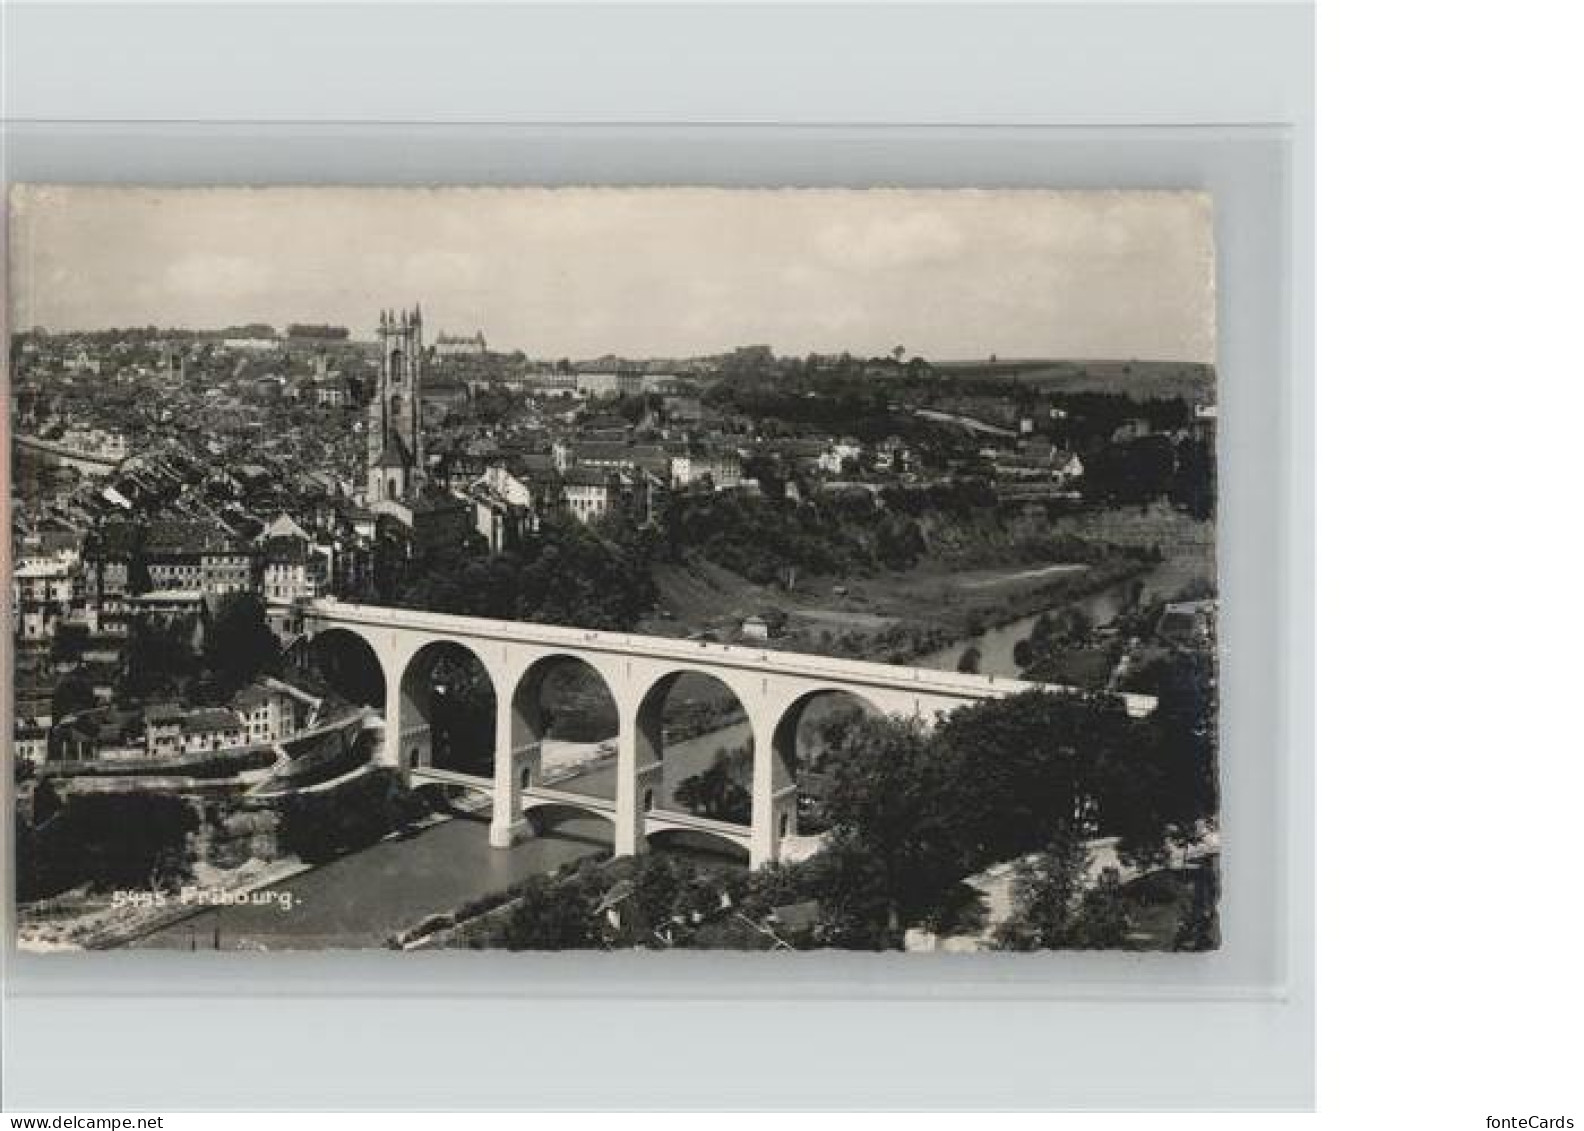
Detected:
[{"left": 8, "top": 186, "right": 1215, "bottom": 363}]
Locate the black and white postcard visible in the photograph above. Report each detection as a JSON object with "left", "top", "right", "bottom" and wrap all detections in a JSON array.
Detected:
[{"left": 8, "top": 186, "right": 1219, "bottom": 953}]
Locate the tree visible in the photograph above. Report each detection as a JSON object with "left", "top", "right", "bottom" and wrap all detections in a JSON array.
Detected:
[
  {"left": 119, "top": 615, "right": 201, "bottom": 699},
  {"left": 932, "top": 690, "right": 1132, "bottom": 869},
  {"left": 50, "top": 623, "right": 89, "bottom": 665},
  {"left": 819, "top": 714, "right": 962, "bottom": 930},
  {"left": 995, "top": 832, "right": 1132, "bottom": 951},
  {"left": 787, "top": 832, "right": 899, "bottom": 949},
  {"left": 673, "top": 745, "right": 752, "bottom": 824},
  {"left": 501, "top": 873, "right": 600, "bottom": 950},
  {"left": 51, "top": 671, "right": 97, "bottom": 719},
  {"left": 26, "top": 792, "right": 199, "bottom": 897},
  {"left": 203, "top": 592, "right": 281, "bottom": 697},
  {"left": 1173, "top": 861, "right": 1220, "bottom": 951},
  {"left": 956, "top": 646, "right": 982, "bottom": 674},
  {"left": 994, "top": 832, "right": 1089, "bottom": 950},
  {"left": 1170, "top": 436, "right": 1216, "bottom": 520},
  {"left": 126, "top": 551, "right": 153, "bottom": 596},
  {"left": 276, "top": 768, "right": 418, "bottom": 864}
]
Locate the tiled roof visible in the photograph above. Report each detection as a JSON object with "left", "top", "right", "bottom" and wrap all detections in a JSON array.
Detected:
[{"left": 181, "top": 708, "right": 242, "bottom": 734}]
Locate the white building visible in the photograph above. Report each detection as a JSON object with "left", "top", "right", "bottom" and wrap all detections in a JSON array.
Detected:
[
  {"left": 470, "top": 465, "right": 538, "bottom": 551},
  {"left": 818, "top": 438, "right": 864, "bottom": 474},
  {"left": 11, "top": 559, "right": 79, "bottom": 640},
  {"left": 262, "top": 535, "right": 323, "bottom": 603},
  {"left": 576, "top": 371, "right": 644, "bottom": 399},
  {"left": 670, "top": 449, "right": 743, "bottom": 490},
  {"left": 232, "top": 678, "right": 322, "bottom": 745},
  {"left": 434, "top": 331, "right": 488, "bottom": 357},
  {"left": 59, "top": 426, "right": 127, "bottom": 460},
  {"left": 180, "top": 708, "right": 248, "bottom": 754},
  {"left": 562, "top": 469, "right": 616, "bottom": 523}
]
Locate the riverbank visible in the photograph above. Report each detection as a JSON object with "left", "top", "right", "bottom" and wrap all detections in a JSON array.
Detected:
[
  {"left": 15, "top": 790, "right": 487, "bottom": 952},
  {"left": 644, "top": 503, "right": 1212, "bottom": 670}
]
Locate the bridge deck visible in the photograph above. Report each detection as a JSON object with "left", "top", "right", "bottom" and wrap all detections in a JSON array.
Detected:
[{"left": 306, "top": 599, "right": 1158, "bottom": 716}]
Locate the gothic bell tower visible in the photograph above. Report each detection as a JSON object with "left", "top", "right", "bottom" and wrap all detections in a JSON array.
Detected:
[{"left": 367, "top": 305, "right": 425, "bottom": 504}]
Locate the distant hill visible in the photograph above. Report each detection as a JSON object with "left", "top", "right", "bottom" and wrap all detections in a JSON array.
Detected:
[{"left": 928, "top": 359, "right": 1216, "bottom": 402}]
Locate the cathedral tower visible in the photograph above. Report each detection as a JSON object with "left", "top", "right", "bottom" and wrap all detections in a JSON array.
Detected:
[{"left": 367, "top": 305, "right": 425, "bottom": 504}]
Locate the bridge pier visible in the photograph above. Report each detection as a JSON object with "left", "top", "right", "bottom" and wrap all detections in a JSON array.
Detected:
[
  {"left": 489, "top": 692, "right": 528, "bottom": 848},
  {"left": 749, "top": 707, "right": 794, "bottom": 869},
  {"left": 380, "top": 667, "right": 409, "bottom": 784},
  {"left": 612, "top": 707, "right": 647, "bottom": 859}
]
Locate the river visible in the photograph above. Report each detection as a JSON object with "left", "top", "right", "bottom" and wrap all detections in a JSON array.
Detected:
[
  {"left": 915, "top": 556, "right": 1209, "bottom": 678},
  {"left": 132, "top": 716, "right": 757, "bottom": 951}
]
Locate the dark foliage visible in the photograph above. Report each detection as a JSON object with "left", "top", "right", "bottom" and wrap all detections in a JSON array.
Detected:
[
  {"left": 275, "top": 768, "right": 423, "bottom": 865},
  {"left": 17, "top": 791, "right": 199, "bottom": 900},
  {"left": 392, "top": 513, "right": 656, "bottom": 631}
]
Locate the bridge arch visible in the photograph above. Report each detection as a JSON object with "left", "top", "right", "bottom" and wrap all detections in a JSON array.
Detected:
[
  {"left": 398, "top": 639, "right": 497, "bottom": 777},
  {"left": 303, "top": 626, "right": 387, "bottom": 710},
  {"left": 508, "top": 653, "right": 620, "bottom": 798},
  {"left": 771, "top": 688, "right": 886, "bottom": 835},
  {"left": 635, "top": 668, "right": 755, "bottom": 829},
  {"left": 645, "top": 826, "right": 750, "bottom": 866}
]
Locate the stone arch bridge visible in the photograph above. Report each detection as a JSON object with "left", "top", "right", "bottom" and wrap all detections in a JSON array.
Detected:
[{"left": 300, "top": 600, "right": 1156, "bottom": 868}]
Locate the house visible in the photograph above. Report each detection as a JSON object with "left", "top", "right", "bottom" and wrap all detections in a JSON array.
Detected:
[
  {"left": 261, "top": 535, "right": 326, "bottom": 604},
  {"left": 259, "top": 512, "right": 310, "bottom": 542},
  {"left": 1156, "top": 599, "right": 1216, "bottom": 649},
  {"left": 221, "top": 336, "right": 281, "bottom": 352},
  {"left": 64, "top": 347, "right": 102, "bottom": 376},
  {"left": 142, "top": 520, "right": 256, "bottom": 596},
  {"left": 144, "top": 703, "right": 187, "bottom": 758},
  {"left": 561, "top": 440, "right": 657, "bottom": 475},
  {"left": 741, "top": 607, "right": 787, "bottom": 641},
  {"left": 576, "top": 371, "right": 644, "bottom": 400},
  {"left": 232, "top": 677, "right": 322, "bottom": 745},
  {"left": 310, "top": 376, "right": 352, "bottom": 408},
  {"left": 661, "top": 394, "right": 705, "bottom": 424},
  {"left": 642, "top": 374, "right": 691, "bottom": 396},
  {"left": 433, "top": 331, "right": 488, "bottom": 358},
  {"left": 818, "top": 438, "right": 864, "bottom": 474},
  {"left": 53, "top": 706, "right": 147, "bottom": 762},
  {"left": 873, "top": 436, "right": 913, "bottom": 473},
  {"left": 561, "top": 468, "right": 618, "bottom": 523},
  {"left": 469, "top": 465, "right": 538, "bottom": 552},
  {"left": 13, "top": 726, "right": 48, "bottom": 766},
  {"left": 11, "top": 558, "right": 79, "bottom": 629},
  {"left": 125, "top": 589, "right": 207, "bottom": 627},
  {"left": 180, "top": 707, "right": 247, "bottom": 754},
  {"left": 670, "top": 448, "right": 743, "bottom": 490}
]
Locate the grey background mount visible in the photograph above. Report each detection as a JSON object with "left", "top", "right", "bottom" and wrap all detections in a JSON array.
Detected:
[{"left": 0, "top": 2, "right": 1314, "bottom": 1111}]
